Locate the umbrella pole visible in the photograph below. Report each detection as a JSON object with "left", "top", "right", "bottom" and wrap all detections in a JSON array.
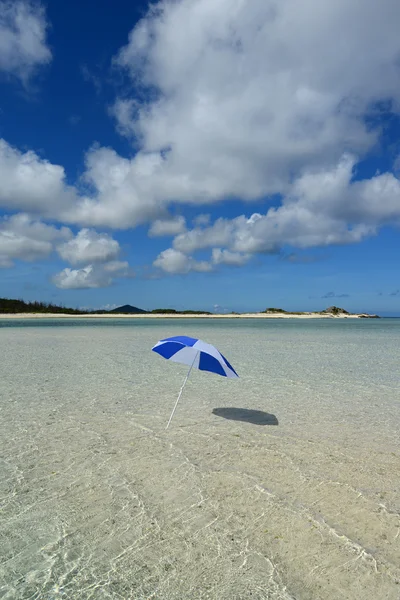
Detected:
[{"left": 166, "top": 351, "right": 199, "bottom": 430}]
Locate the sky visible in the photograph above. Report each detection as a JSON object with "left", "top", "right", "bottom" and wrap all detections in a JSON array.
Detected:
[{"left": 0, "top": 0, "right": 400, "bottom": 315}]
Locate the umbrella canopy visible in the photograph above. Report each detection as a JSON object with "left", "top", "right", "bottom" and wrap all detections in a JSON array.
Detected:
[
  {"left": 152, "top": 335, "right": 238, "bottom": 428},
  {"left": 152, "top": 335, "right": 239, "bottom": 379}
]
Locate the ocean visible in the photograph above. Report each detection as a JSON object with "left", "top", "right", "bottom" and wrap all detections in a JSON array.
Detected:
[{"left": 1, "top": 318, "right": 399, "bottom": 599}]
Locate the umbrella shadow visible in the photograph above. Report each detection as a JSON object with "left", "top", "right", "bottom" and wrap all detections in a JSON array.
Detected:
[{"left": 212, "top": 407, "right": 279, "bottom": 426}]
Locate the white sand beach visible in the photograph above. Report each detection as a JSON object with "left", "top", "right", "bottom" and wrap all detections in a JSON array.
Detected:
[
  {"left": 0, "top": 311, "right": 376, "bottom": 319},
  {"left": 0, "top": 319, "right": 398, "bottom": 599}
]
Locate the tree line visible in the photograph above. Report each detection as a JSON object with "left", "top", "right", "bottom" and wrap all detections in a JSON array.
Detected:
[
  {"left": 0, "top": 298, "right": 213, "bottom": 315},
  {"left": 0, "top": 298, "right": 86, "bottom": 314}
]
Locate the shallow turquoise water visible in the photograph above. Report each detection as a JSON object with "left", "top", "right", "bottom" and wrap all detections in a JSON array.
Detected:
[
  {"left": 1, "top": 315, "right": 399, "bottom": 330},
  {"left": 1, "top": 318, "right": 399, "bottom": 599}
]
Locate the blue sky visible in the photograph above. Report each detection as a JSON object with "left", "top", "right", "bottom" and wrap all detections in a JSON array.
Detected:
[{"left": 0, "top": 0, "right": 400, "bottom": 315}]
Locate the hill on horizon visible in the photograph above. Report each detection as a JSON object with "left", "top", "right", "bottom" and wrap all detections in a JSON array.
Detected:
[{"left": 108, "top": 304, "right": 148, "bottom": 314}]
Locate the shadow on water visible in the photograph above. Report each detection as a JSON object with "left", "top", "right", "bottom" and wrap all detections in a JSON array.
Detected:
[{"left": 212, "top": 407, "right": 279, "bottom": 426}]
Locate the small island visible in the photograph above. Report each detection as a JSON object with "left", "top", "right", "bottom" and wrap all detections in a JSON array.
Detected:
[
  {"left": 0, "top": 299, "right": 380, "bottom": 318},
  {"left": 262, "top": 306, "right": 379, "bottom": 319}
]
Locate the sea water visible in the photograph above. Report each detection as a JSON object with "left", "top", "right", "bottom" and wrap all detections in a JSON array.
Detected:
[{"left": 0, "top": 318, "right": 399, "bottom": 599}]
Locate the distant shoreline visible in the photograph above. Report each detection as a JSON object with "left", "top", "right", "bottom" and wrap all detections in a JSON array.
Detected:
[{"left": 0, "top": 312, "right": 379, "bottom": 319}]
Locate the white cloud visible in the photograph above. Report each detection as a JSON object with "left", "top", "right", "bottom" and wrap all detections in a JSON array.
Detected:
[
  {"left": 0, "top": 139, "right": 76, "bottom": 216},
  {"left": 153, "top": 248, "right": 212, "bottom": 274},
  {"left": 57, "top": 228, "right": 121, "bottom": 265},
  {"left": 212, "top": 248, "right": 250, "bottom": 266},
  {"left": 0, "top": 213, "right": 134, "bottom": 289},
  {"left": 148, "top": 215, "right": 186, "bottom": 237},
  {"left": 0, "top": 0, "right": 51, "bottom": 83},
  {"left": 103, "top": 260, "right": 131, "bottom": 274},
  {"left": 193, "top": 214, "right": 210, "bottom": 227},
  {"left": 352, "top": 173, "right": 400, "bottom": 224},
  {"left": 0, "top": 140, "right": 166, "bottom": 228},
  {"left": 173, "top": 219, "right": 234, "bottom": 253},
  {"left": 53, "top": 266, "right": 103, "bottom": 289},
  {"left": 64, "top": 145, "right": 167, "bottom": 228},
  {"left": 154, "top": 244, "right": 249, "bottom": 275},
  {"left": 113, "top": 0, "right": 400, "bottom": 208},
  {"left": 0, "top": 232, "right": 50, "bottom": 267},
  {"left": 54, "top": 228, "right": 133, "bottom": 289},
  {"left": 110, "top": 99, "right": 137, "bottom": 138},
  {"left": 1, "top": 0, "right": 400, "bottom": 255},
  {"left": 52, "top": 261, "right": 130, "bottom": 289},
  {"left": 0, "top": 213, "right": 71, "bottom": 267},
  {"left": 165, "top": 155, "right": 399, "bottom": 263}
]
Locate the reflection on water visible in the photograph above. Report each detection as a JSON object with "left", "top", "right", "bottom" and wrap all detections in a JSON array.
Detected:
[{"left": 0, "top": 320, "right": 399, "bottom": 599}]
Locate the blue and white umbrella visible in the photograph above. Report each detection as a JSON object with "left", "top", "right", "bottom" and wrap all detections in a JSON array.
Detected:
[{"left": 152, "top": 335, "right": 238, "bottom": 428}]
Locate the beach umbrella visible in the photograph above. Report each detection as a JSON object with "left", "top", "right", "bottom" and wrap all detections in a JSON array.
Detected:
[{"left": 152, "top": 335, "right": 239, "bottom": 428}]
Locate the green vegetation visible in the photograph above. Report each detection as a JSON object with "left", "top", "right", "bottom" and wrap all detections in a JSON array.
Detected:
[
  {"left": 1, "top": 298, "right": 377, "bottom": 318},
  {"left": 0, "top": 298, "right": 85, "bottom": 314},
  {"left": 0, "top": 299, "right": 212, "bottom": 315},
  {"left": 181, "top": 310, "right": 212, "bottom": 315},
  {"left": 321, "top": 306, "right": 349, "bottom": 315}
]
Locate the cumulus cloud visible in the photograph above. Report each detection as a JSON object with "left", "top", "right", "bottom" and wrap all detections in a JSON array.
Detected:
[
  {"left": 288, "top": 154, "right": 400, "bottom": 226},
  {"left": 211, "top": 248, "right": 250, "bottom": 267},
  {"left": 0, "top": 213, "right": 134, "bottom": 291},
  {"left": 173, "top": 219, "right": 234, "bottom": 254},
  {"left": 113, "top": 0, "right": 400, "bottom": 205},
  {"left": 52, "top": 261, "right": 130, "bottom": 289},
  {"left": 0, "top": 139, "right": 76, "bottom": 216},
  {"left": 57, "top": 228, "right": 121, "bottom": 265},
  {"left": 153, "top": 245, "right": 249, "bottom": 274},
  {"left": 1, "top": 0, "right": 400, "bottom": 259},
  {"left": 0, "top": 213, "right": 71, "bottom": 267},
  {"left": 167, "top": 156, "right": 393, "bottom": 261},
  {"left": 54, "top": 229, "right": 133, "bottom": 289},
  {"left": 0, "top": 0, "right": 51, "bottom": 83},
  {"left": 0, "top": 140, "right": 167, "bottom": 228},
  {"left": 64, "top": 145, "right": 168, "bottom": 228},
  {"left": 148, "top": 215, "right": 186, "bottom": 237},
  {"left": 53, "top": 266, "right": 104, "bottom": 289},
  {"left": 153, "top": 248, "right": 212, "bottom": 274},
  {"left": 0, "top": 212, "right": 136, "bottom": 293}
]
